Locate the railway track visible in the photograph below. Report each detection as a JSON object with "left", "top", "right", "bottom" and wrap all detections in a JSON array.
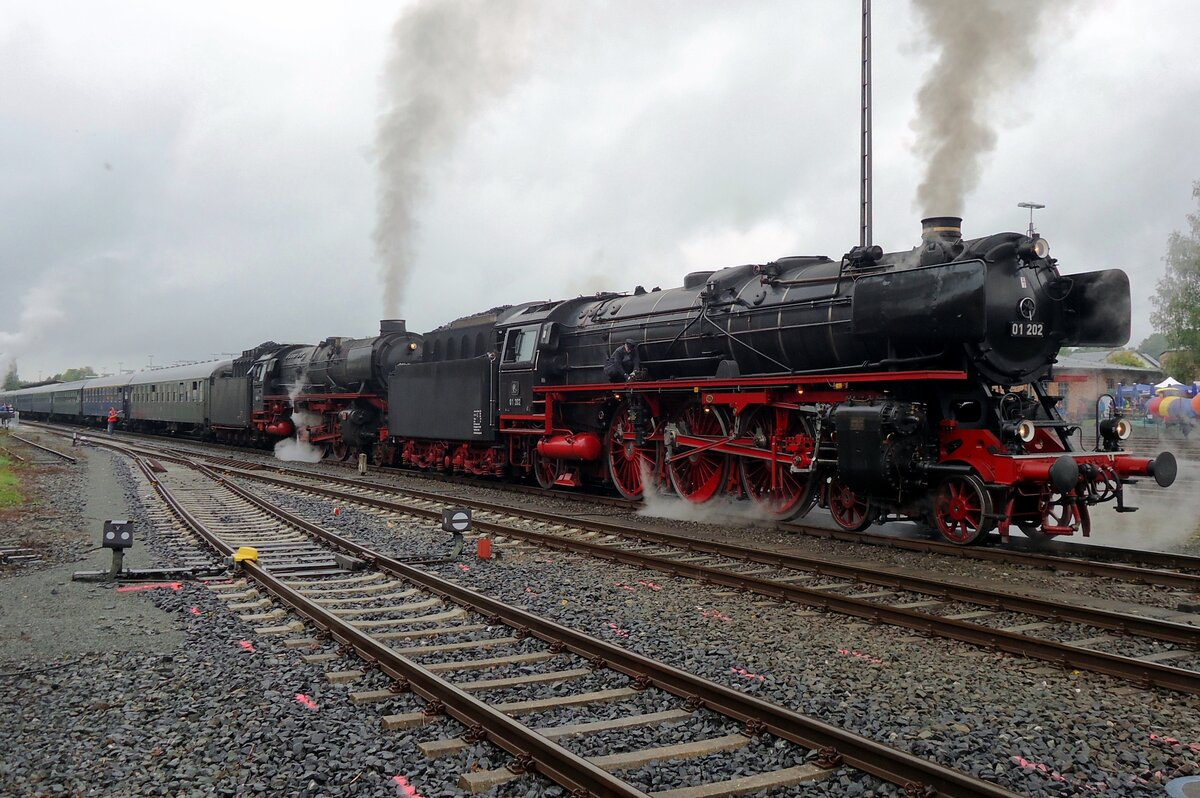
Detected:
[
  {"left": 25, "top": 417, "right": 1200, "bottom": 578},
  {"left": 2, "top": 431, "right": 78, "bottom": 465},
  {"left": 216, "top": 463, "right": 1200, "bottom": 695},
  {"left": 35, "top": 424, "right": 1200, "bottom": 695},
  {"left": 110, "top": 440, "right": 1020, "bottom": 797}
]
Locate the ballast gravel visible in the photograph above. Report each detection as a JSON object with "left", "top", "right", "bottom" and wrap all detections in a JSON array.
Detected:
[
  {"left": 3, "top": 444, "right": 1199, "bottom": 797},
  {"left": 253, "top": 480, "right": 1200, "bottom": 797}
]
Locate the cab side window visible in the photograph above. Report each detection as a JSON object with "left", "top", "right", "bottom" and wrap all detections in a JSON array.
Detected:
[{"left": 502, "top": 326, "right": 538, "bottom": 365}]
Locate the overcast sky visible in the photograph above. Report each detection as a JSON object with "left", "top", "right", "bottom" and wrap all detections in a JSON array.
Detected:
[{"left": 2, "top": 0, "right": 1199, "bottom": 380}]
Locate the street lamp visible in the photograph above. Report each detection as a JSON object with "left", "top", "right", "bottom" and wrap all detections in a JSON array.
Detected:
[{"left": 1018, "top": 202, "right": 1045, "bottom": 238}]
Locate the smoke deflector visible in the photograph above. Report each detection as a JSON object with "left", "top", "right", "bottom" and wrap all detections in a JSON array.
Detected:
[{"left": 1058, "top": 269, "right": 1131, "bottom": 347}]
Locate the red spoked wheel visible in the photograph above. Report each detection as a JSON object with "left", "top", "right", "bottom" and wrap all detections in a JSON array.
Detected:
[
  {"left": 933, "top": 475, "right": 994, "bottom": 545},
  {"left": 737, "top": 407, "right": 816, "bottom": 521},
  {"left": 668, "top": 405, "right": 730, "bottom": 503},
  {"left": 606, "top": 402, "right": 661, "bottom": 500},
  {"left": 826, "top": 476, "right": 873, "bottom": 532},
  {"left": 330, "top": 438, "right": 350, "bottom": 462},
  {"left": 533, "top": 450, "right": 561, "bottom": 490}
]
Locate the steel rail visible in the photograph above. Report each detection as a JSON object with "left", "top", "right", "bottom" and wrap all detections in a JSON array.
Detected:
[
  {"left": 126, "top": 445, "right": 1023, "bottom": 796},
  {"left": 134, "top": 456, "right": 652, "bottom": 798},
  {"left": 779, "top": 521, "right": 1200, "bottom": 591},
  {"left": 0, "top": 445, "right": 26, "bottom": 463},
  {"left": 207, "top": 464, "right": 1200, "bottom": 695},
  {"left": 8, "top": 433, "right": 78, "bottom": 464},
  {"left": 28, "top": 421, "right": 1200, "bottom": 583},
  {"left": 206, "top": 444, "right": 1200, "bottom": 592},
  {"left": 208, "top": 463, "right": 1200, "bottom": 646},
  {"left": 208, "top": 469, "right": 1021, "bottom": 797}
]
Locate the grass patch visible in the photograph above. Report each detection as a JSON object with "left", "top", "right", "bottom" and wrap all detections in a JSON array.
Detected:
[{"left": 0, "top": 453, "right": 22, "bottom": 507}]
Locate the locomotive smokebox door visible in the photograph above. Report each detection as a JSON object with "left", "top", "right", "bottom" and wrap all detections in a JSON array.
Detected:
[{"left": 102, "top": 519, "right": 134, "bottom": 549}]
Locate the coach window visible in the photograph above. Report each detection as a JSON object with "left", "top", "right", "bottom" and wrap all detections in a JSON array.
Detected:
[{"left": 502, "top": 325, "right": 538, "bottom": 365}]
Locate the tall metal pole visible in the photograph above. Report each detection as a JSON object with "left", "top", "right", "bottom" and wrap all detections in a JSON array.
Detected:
[{"left": 860, "top": 0, "right": 872, "bottom": 247}]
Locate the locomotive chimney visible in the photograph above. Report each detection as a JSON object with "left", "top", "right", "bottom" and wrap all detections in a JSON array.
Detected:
[
  {"left": 380, "top": 319, "right": 407, "bottom": 335},
  {"left": 920, "top": 216, "right": 962, "bottom": 243}
]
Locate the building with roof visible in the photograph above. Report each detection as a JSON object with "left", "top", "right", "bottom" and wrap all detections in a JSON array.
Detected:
[{"left": 1049, "top": 349, "right": 1164, "bottom": 419}]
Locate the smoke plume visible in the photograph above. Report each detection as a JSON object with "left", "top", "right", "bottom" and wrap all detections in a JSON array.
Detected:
[
  {"left": 0, "top": 278, "right": 68, "bottom": 379},
  {"left": 373, "top": 0, "right": 544, "bottom": 318},
  {"left": 910, "top": 0, "right": 1065, "bottom": 216}
]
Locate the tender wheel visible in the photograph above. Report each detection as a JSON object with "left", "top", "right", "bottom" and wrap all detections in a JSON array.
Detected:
[
  {"left": 533, "top": 451, "right": 561, "bottom": 490},
  {"left": 826, "top": 476, "right": 872, "bottom": 532},
  {"left": 933, "top": 475, "right": 994, "bottom": 545},
  {"left": 331, "top": 439, "right": 350, "bottom": 461},
  {"left": 606, "top": 402, "right": 660, "bottom": 500},
  {"left": 737, "top": 407, "right": 817, "bottom": 521},
  {"left": 668, "top": 405, "right": 730, "bottom": 503}
]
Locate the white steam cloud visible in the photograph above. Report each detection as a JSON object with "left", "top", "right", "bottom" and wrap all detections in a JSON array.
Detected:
[
  {"left": 273, "top": 372, "right": 325, "bottom": 463},
  {"left": 373, "top": 0, "right": 546, "bottom": 318},
  {"left": 909, "top": 0, "right": 1070, "bottom": 216},
  {"left": 0, "top": 278, "right": 68, "bottom": 379}
]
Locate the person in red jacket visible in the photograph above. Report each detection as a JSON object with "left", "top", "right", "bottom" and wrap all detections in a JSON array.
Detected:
[{"left": 107, "top": 407, "right": 118, "bottom": 434}]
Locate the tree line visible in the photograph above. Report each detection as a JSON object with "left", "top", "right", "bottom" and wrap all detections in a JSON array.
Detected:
[
  {"left": 1152, "top": 180, "right": 1200, "bottom": 381},
  {"left": 3, "top": 364, "right": 96, "bottom": 390}
]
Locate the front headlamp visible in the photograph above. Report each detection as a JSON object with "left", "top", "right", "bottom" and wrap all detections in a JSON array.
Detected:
[
  {"left": 1099, "top": 417, "right": 1132, "bottom": 441},
  {"left": 1017, "top": 237, "right": 1051, "bottom": 263},
  {"left": 1016, "top": 419, "right": 1037, "bottom": 443}
]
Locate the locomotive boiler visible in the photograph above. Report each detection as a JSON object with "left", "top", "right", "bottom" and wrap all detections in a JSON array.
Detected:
[{"left": 548, "top": 217, "right": 1127, "bottom": 386}]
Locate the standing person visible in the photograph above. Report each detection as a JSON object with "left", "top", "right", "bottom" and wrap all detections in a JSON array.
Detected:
[
  {"left": 107, "top": 406, "right": 118, "bottom": 434},
  {"left": 604, "top": 338, "right": 641, "bottom": 383}
]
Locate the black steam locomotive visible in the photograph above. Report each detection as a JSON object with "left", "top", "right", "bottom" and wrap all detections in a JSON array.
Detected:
[
  {"left": 379, "top": 216, "right": 1175, "bottom": 544},
  {"left": 2, "top": 217, "right": 1175, "bottom": 545}
]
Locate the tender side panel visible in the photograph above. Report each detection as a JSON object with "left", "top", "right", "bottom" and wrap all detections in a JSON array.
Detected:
[
  {"left": 210, "top": 376, "right": 250, "bottom": 427},
  {"left": 389, "top": 356, "right": 496, "bottom": 442}
]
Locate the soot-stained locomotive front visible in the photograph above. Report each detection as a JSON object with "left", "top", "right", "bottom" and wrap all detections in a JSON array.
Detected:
[{"left": 459, "top": 216, "right": 1175, "bottom": 544}]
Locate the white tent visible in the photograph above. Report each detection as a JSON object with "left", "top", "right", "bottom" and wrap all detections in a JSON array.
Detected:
[{"left": 1155, "top": 377, "right": 1185, "bottom": 393}]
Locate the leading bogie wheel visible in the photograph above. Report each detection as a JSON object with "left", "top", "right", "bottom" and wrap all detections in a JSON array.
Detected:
[
  {"left": 1022, "top": 491, "right": 1091, "bottom": 546},
  {"left": 826, "top": 476, "right": 873, "bottom": 532},
  {"left": 933, "top": 474, "right": 994, "bottom": 545}
]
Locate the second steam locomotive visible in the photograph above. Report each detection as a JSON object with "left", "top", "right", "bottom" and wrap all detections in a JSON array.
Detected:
[{"left": 3, "top": 217, "right": 1176, "bottom": 545}]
